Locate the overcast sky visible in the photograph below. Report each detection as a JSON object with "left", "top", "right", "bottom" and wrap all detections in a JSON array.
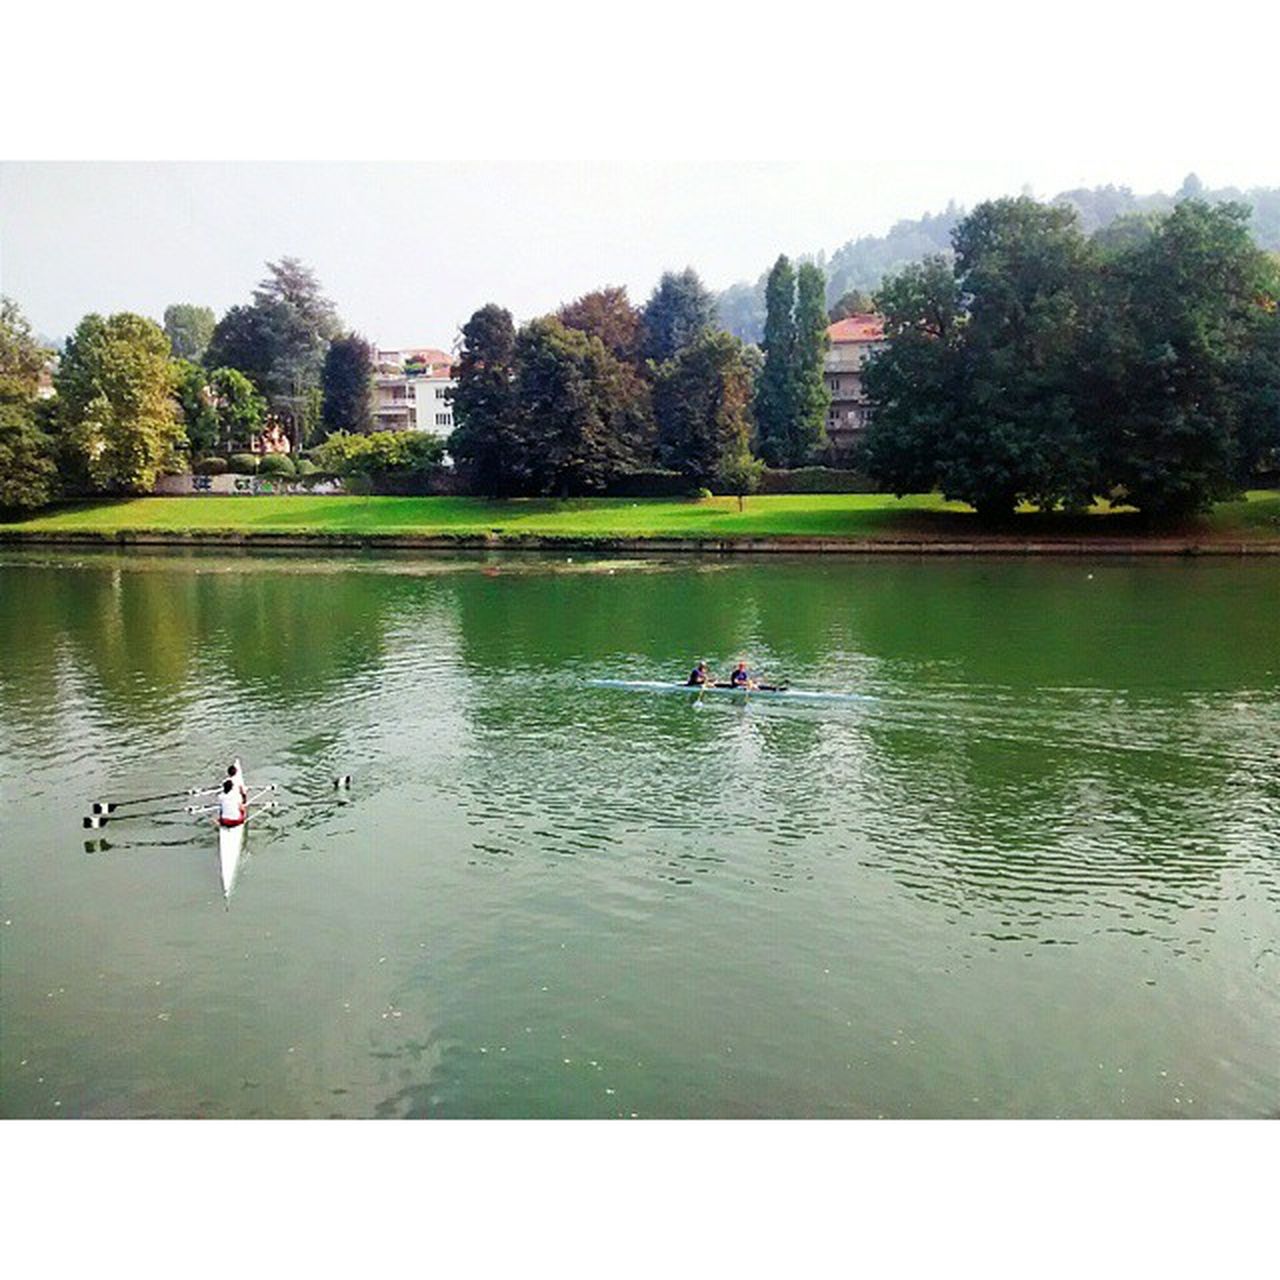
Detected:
[
  {"left": 1, "top": 157, "right": 1271, "bottom": 351},
  {"left": 2, "top": 2, "right": 1276, "bottom": 348}
]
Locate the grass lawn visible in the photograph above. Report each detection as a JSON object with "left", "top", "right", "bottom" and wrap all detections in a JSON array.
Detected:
[{"left": 2, "top": 491, "right": 1278, "bottom": 541}]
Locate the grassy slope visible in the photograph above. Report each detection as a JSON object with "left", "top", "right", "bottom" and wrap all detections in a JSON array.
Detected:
[{"left": 2, "top": 491, "right": 1278, "bottom": 540}]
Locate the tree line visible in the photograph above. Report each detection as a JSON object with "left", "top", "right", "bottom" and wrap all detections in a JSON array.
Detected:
[
  {"left": 862, "top": 197, "right": 1280, "bottom": 519},
  {"left": 4, "top": 193, "right": 1278, "bottom": 518},
  {"left": 445, "top": 262, "right": 830, "bottom": 498},
  {"left": 0, "top": 259, "right": 396, "bottom": 508}
]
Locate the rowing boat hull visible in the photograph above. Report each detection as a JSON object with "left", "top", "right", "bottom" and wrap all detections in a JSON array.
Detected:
[
  {"left": 587, "top": 679, "right": 876, "bottom": 704},
  {"left": 218, "top": 820, "right": 246, "bottom": 900}
]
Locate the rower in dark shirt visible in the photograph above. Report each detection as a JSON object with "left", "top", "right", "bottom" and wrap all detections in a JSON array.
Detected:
[
  {"left": 686, "top": 660, "right": 711, "bottom": 686},
  {"left": 729, "top": 661, "right": 753, "bottom": 688}
]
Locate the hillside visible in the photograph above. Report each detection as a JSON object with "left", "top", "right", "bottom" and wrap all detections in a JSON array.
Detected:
[{"left": 716, "top": 175, "right": 1280, "bottom": 343}]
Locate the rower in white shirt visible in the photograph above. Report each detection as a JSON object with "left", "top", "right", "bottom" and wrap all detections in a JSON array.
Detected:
[{"left": 217, "top": 759, "right": 248, "bottom": 828}]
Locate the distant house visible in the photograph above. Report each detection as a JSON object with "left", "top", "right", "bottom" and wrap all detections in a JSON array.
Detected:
[
  {"left": 824, "top": 314, "right": 886, "bottom": 461},
  {"left": 372, "top": 347, "right": 457, "bottom": 437}
]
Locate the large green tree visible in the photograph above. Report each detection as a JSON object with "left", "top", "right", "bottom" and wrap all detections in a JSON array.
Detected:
[
  {"left": 447, "top": 304, "right": 520, "bottom": 494},
  {"left": 949, "top": 198, "right": 1098, "bottom": 517},
  {"left": 322, "top": 333, "right": 375, "bottom": 435},
  {"left": 754, "top": 255, "right": 797, "bottom": 467},
  {"left": 1090, "top": 200, "right": 1279, "bottom": 516},
  {"left": 864, "top": 200, "right": 1098, "bottom": 520},
  {"left": 55, "top": 312, "right": 185, "bottom": 493},
  {"left": 652, "top": 330, "right": 756, "bottom": 488},
  {"left": 513, "top": 317, "right": 651, "bottom": 496},
  {"left": 163, "top": 304, "right": 216, "bottom": 363},
  {"left": 641, "top": 268, "right": 717, "bottom": 362}
]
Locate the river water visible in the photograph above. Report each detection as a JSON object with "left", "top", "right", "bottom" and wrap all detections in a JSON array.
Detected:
[{"left": 1, "top": 548, "right": 1277, "bottom": 1118}]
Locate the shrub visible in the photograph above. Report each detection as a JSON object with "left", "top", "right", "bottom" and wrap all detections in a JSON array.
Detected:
[
  {"left": 193, "top": 456, "right": 228, "bottom": 476},
  {"left": 257, "top": 453, "right": 296, "bottom": 477},
  {"left": 311, "top": 430, "right": 445, "bottom": 483},
  {"left": 228, "top": 453, "right": 259, "bottom": 475},
  {"left": 294, "top": 458, "right": 318, "bottom": 477},
  {"left": 694, "top": 487, "right": 714, "bottom": 500}
]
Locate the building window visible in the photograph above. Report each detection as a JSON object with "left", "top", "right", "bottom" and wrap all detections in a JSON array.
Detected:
[
  {"left": 828, "top": 377, "right": 840, "bottom": 392},
  {"left": 436, "top": 386, "right": 447, "bottom": 399},
  {"left": 436, "top": 413, "right": 452, "bottom": 427}
]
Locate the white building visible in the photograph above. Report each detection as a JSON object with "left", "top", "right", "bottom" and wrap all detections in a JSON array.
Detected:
[{"left": 372, "top": 347, "right": 457, "bottom": 437}]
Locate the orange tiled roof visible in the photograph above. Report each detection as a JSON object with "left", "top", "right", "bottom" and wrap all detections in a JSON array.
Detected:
[{"left": 827, "top": 314, "right": 884, "bottom": 343}]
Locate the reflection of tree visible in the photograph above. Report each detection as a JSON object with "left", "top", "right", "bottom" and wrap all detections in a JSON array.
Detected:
[{"left": 0, "top": 553, "right": 409, "bottom": 734}]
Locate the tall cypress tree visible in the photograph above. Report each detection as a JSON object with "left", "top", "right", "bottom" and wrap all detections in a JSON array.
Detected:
[
  {"left": 755, "top": 255, "right": 796, "bottom": 467},
  {"left": 793, "top": 262, "right": 831, "bottom": 463}
]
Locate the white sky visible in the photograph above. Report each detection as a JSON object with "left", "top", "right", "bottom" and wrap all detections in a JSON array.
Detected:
[{"left": 2, "top": 1, "right": 1277, "bottom": 349}]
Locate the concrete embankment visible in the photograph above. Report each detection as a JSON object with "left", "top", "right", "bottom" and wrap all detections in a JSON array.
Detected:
[{"left": 4, "top": 528, "right": 1279, "bottom": 555}]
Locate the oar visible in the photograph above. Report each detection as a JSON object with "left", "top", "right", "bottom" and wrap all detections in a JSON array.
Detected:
[
  {"left": 90, "top": 785, "right": 220, "bottom": 816},
  {"left": 84, "top": 807, "right": 185, "bottom": 830}
]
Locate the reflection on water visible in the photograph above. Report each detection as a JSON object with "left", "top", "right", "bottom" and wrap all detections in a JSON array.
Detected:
[{"left": 1, "top": 548, "right": 1277, "bottom": 1118}]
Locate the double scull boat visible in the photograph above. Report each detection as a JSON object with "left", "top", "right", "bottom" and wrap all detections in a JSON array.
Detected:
[{"left": 588, "top": 678, "right": 876, "bottom": 705}]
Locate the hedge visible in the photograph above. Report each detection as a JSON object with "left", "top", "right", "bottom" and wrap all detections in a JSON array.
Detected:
[
  {"left": 193, "top": 456, "right": 229, "bottom": 476},
  {"left": 228, "top": 453, "right": 259, "bottom": 475},
  {"left": 758, "top": 467, "right": 876, "bottom": 494},
  {"left": 605, "top": 470, "right": 701, "bottom": 498}
]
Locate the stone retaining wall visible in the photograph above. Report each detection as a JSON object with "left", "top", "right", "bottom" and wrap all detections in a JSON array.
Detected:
[{"left": 4, "top": 528, "right": 1278, "bottom": 556}]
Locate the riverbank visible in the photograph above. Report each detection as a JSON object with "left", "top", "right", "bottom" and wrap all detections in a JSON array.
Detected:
[{"left": 3, "top": 491, "right": 1279, "bottom": 553}]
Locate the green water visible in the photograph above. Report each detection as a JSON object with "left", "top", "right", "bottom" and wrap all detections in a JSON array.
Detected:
[{"left": 1, "top": 549, "right": 1277, "bottom": 1118}]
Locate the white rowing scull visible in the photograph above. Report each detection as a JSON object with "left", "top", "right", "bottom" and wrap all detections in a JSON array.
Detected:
[{"left": 587, "top": 678, "right": 877, "bottom": 704}]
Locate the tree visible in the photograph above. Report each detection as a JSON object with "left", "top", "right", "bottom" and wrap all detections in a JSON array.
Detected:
[
  {"left": 0, "top": 401, "right": 57, "bottom": 512},
  {"left": 718, "top": 446, "right": 765, "bottom": 511},
  {"left": 322, "top": 334, "right": 375, "bottom": 435},
  {"left": 557, "top": 286, "right": 643, "bottom": 363},
  {"left": 863, "top": 200, "right": 1098, "bottom": 520},
  {"left": 947, "top": 198, "right": 1098, "bottom": 518},
  {"left": 175, "top": 359, "right": 220, "bottom": 452},
  {"left": 1, "top": 297, "right": 48, "bottom": 401},
  {"left": 175, "top": 363, "right": 266, "bottom": 453},
  {"left": 205, "top": 258, "right": 341, "bottom": 448},
  {"left": 448, "top": 304, "right": 520, "bottom": 494},
  {"left": 163, "top": 304, "right": 216, "bottom": 362},
  {"left": 55, "top": 313, "right": 185, "bottom": 493},
  {"left": 0, "top": 298, "right": 57, "bottom": 511},
  {"left": 828, "top": 289, "right": 874, "bottom": 322},
  {"left": 652, "top": 330, "right": 756, "bottom": 488},
  {"left": 862, "top": 257, "right": 967, "bottom": 496},
  {"left": 1092, "top": 200, "right": 1279, "bottom": 516},
  {"left": 253, "top": 257, "right": 341, "bottom": 344},
  {"left": 641, "top": 268, "right": 717, "bottom": 362},
  {"left": 513, "top": 317, "right": 651, "bottom": 496},
  {"left": 205, "top": 304, "right": 279, "bottom": 389},
  {"left": 794, "top": 261, "right": 832, "bottom": 462},
  {"left": 211, "top": 368, "right": 267, "bottom": 451},
  {"left": 755, "top": 255, "right": 797, "bottom": 467}
]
